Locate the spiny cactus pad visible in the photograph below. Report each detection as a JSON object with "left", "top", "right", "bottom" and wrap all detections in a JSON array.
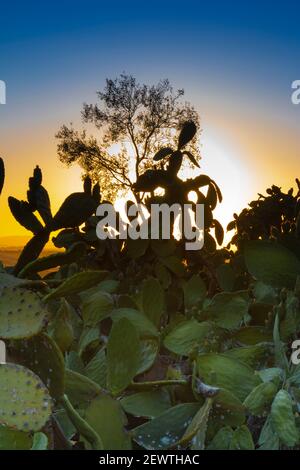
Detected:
[
  {"left": 0, "top": 286, "right": 48, "bottom": 339},
  {"left": 0, "top": 363, "right": 52, "bottom": 431},
  {"left": 0, "top": 272, "right": 27, "bottom": 289}
]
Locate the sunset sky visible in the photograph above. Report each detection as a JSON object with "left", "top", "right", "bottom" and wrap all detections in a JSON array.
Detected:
[{"left": 0, "top": 1, "right": 300, "bottom": 243}]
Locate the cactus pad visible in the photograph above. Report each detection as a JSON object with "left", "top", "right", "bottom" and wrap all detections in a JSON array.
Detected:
[
  {"left": 12, "top": 333, "right": 65, "bottom": 400},
  {"left": 0, "top": 363, "right": 52, "bottom": 431},
  {"left": 18, "top": 241, "right": 87, "bottom": 278},
  {"left": 51, "top": 192, "right": 98, "bottom": 230},
  {"left": 8, "top": 197, "right": 43, "bottom": 235},
  {"left": 0, "top": 425, "right": 33, "bottom": 450},
  {"left": 43, "top": 270, "right": 108, "bottom": 302},
  {"left": 0, "top": 157, "right": 5, "bottom": 195},
  {"left": 0, "top": 287, "right": 48, "bottom": 339},
  {"left": 13, "top": 229, "right": 50, "bottom": 276}
]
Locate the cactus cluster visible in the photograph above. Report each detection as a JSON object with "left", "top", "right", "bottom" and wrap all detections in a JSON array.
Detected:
[
  {"left": 227, "top": 180, "right": 300, "bottom": 250},
  {"left": 0, "top": 122, "right": 300, "bottom": 450},
  {"left": 133, "top": 121, "right": 224, "bottom": 251},
  {"left": 8, "top": 166, "right": 100, "bottom": 274}
]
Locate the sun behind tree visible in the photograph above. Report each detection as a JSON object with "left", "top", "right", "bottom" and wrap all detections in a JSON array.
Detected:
[{"left": 56, "top": 74, "right": 200, "bottom": 201}]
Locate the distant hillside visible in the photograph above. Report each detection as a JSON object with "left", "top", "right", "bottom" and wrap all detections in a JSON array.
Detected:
[
  {"left": 0, "top": 235, "right": 60, "bottom": 250},
  {"left": 0, "top": 235, "right": 31, "bottom": 248},
  {"left": 0, "top": 236, "right": 60, "bottom": 267}
]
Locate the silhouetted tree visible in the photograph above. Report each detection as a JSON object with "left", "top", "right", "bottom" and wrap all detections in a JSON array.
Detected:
[{"left": 56, "top": 74, "right": 200, "bottom": 200}]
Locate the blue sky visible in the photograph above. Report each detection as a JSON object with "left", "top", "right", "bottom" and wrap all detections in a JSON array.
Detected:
[
  {"left": 1, "top": 1, "right": 299, "bottom": 43},
  {"left": 0, "top": 0, "right": 300, "bottom": 237},
  {"left": 1, "top": 0, "right": 299, "bottom": 122},
  {"left": 1, "top": 1, "right": 299, "bottom": 108}
]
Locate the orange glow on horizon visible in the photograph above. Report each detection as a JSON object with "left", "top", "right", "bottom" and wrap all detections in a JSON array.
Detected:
[{"left": 1, "top": 111, "right": 299, "bottom": 247}]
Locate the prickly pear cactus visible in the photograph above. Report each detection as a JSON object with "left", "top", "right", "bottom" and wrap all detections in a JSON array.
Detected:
[
  {"left": 50, "top": 192, "right": 98, "bottom": 230},
  {"left": 0, "top": 425, "right": 33, "bottom": 450},
  {"left": 177, "top": 120, "right": 197, "bottom": 149},
  {"left": 8, "top": 197, "right": 43, "bottom": 234},
  {"left": 12, "top": 333, "right": 65, "bottom": 400},
  {"left": 0, "top": 363, "right": 52, "bottom": 431},
  {"left": 27, "top": 165, "right": 52, "bottom": 225},
  {"left": 18, "top": 241, "right": 87, "bottom": 278},
  {"left": 43, "top": 270, "right": 108, "bottom": 302},
  {"left": 3, "top": 120, "right": 300, "bottom": 451},
  {"left": 50, "top": 299, "right": 74, "bottom": 353},
  {"left": 0, "top": 157, "right": 5, "bottom": 195},
  {"left": 13, "top": 229, "right": 50, "bottom": 276},
  {"left": 0, "top": 287, "right": 48, "bottom": 339}
]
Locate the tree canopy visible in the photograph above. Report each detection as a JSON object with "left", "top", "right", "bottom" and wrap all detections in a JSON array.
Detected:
[{"left": 56, "top": 74, "right": 200, "bottom": 200}]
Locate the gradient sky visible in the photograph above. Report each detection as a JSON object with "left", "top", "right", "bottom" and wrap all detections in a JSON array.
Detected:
[{"left": 0, "top": 0, "right": 300, "bottom": 241}]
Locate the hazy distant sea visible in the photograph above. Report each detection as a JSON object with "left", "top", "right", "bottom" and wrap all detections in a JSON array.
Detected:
[
  {"left": 0, "top": 237, "right": 59, "bottom": 267},
  {"left": 0, "top": 247, "right": 23, "bottom": 266},
  {"left": 0, "top": 247, "right": 59, "bottom": 267}
]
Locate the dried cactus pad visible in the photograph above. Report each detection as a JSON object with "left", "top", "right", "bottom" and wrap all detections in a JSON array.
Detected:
[
  {"left": 0, "top": 363, "right": 52, "bottom": 431},
  {"left": 0, "top": 287, "right": 48, "bottom": 339}
]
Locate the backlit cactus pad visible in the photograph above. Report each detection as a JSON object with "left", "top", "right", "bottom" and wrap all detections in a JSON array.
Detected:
[
  {"left": 0, "top": 286, "right": 48, "bottom": 339},
  {"left": 0, "top": 363, "right": 52, "bottom": 431}
]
